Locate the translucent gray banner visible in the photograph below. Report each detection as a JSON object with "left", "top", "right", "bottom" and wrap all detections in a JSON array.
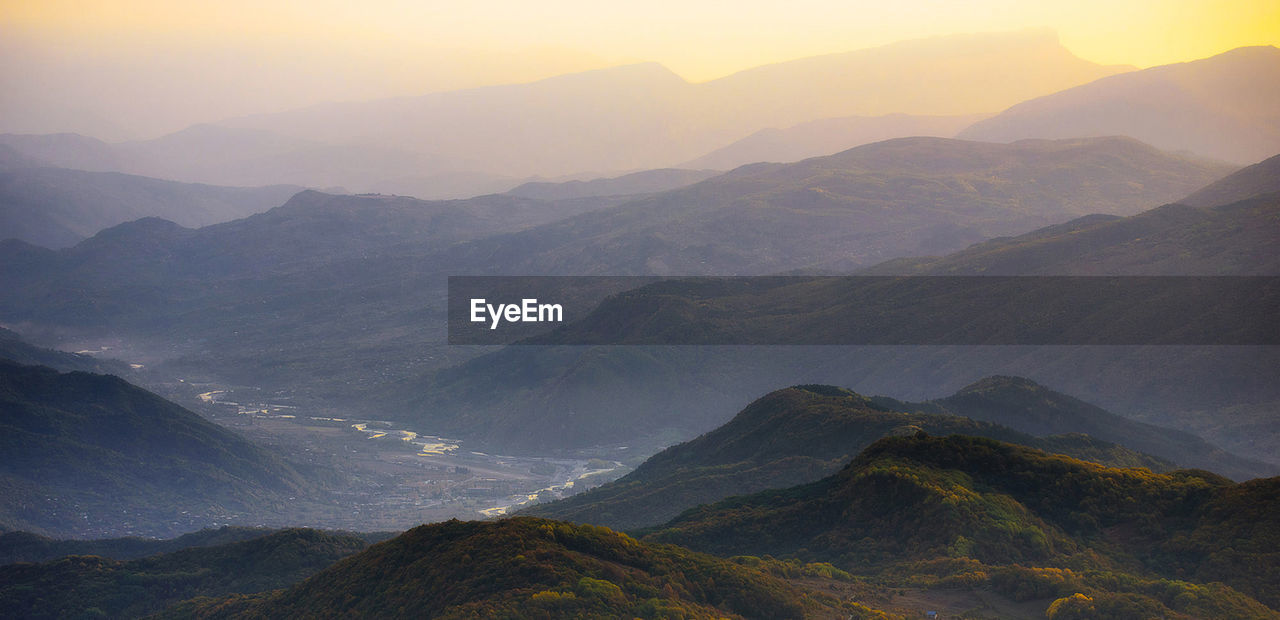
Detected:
[{"left": 447, "top": 276, "right": 1280, "bottom": 345}]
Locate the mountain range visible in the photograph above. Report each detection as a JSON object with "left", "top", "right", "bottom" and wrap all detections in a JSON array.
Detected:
[
  {"left": 0, "top": 30, "right": 1129, "bottom": 198},
  {"left": 434, "top": 136, "right": 1231, "bottom": 277},
  {"left": 0, "top": 136, "right": 1225, "bottom": 407}
]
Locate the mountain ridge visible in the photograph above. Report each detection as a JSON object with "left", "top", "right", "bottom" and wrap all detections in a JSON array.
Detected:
[{"left": 959, "top": 45, "right": 1280, "bottom": 164}]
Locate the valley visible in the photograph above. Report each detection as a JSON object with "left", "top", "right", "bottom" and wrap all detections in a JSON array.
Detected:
[{"left": 183, "top": 386, "right": 628, "bottom": 529}]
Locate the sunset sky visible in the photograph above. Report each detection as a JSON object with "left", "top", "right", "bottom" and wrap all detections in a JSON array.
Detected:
[{"left": 2, "top": 0, "right": 1277, "bottom": 139}]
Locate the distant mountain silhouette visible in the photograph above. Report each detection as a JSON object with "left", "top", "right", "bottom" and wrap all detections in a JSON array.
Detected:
[
  {"left": 2, "top": 31, "right": 1128, "bottom": 194},
  {"left": 959, "top": 46, "right": 1280, "bottom": 164}
]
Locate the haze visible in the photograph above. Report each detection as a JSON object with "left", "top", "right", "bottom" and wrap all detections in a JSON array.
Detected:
[{"left": 2, "top": 0, "right": 1276, "bottom": 139}]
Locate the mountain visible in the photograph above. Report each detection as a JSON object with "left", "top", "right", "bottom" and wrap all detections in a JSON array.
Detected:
[
  {"left": 521, "top": 383, "right": 1177, "bottom": 530},
  {"left": 0, "top": 165, "right": 301, "bottom": 248},
  {"left": 164, "top": 517, "right": 857, "bottom": 619},
  {"left": 682, "top": 113, "right": 988, "bottom": 170},
  {"left": 0, "top": 360, "right": 310, "bottom": 538},
  {"left": 506, "top": 168, "right": 721, "bottom": 201},
  {"left": 0, "top": 528, "right": 379, "bottom": 619},
  {"left": 959, "top": 46, "right": 1280, "bottom": 164},
  {"left": 644, "top": 433, "right": 1280, "bottom": 616},
  {"left": 872, "top": 376, "right": 1267, "bottom": 480}
]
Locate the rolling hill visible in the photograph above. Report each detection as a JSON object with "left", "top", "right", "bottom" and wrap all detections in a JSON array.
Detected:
[
  {"left": 522, "top": 383, "right": 1184, "bottom": 530},
  {"left": 0, "top": 360, "right": 311, "bottom": 538},
  {"left": 165, "top": 518, "right": 856, "bottom": 619},
  {"left": 959, "top": 46, "right": 1280, "bottom": 164},
  {"left": 644, "top": 433, "right": 1280, "bottom": 616}
]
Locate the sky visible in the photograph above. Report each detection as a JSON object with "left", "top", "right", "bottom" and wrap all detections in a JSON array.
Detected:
[{"left": 2, "top": 0, "right": 1277, "bottom": 139}]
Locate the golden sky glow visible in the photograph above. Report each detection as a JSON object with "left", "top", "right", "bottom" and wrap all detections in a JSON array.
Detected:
[
  {"left": 5, "top": 0, "right": 1277, "bottom": 78},
  {"left": 1, "top": 0, "right": 1277, "bottom": 138}
]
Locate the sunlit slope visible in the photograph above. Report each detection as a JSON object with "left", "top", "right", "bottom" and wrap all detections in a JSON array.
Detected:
[
  {"left": 167, "top": 518, "right": 859, "bottom": 619},
  {"left": 522, "top": 383, "right": 1180, "bottom": 530},
  {"left": 645, "top": 433, "right": 1280, "bottom": 615}
]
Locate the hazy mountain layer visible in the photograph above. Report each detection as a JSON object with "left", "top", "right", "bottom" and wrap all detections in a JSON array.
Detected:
[
  {"left": 0, "top": 136, "right": 1222, "bottom": 406},
  {"left": 0, "top": 126, "right": 520, "bottom": 200},
  {"left": 522, "top": 382, "right": 1185, "bottom": 530},
  {"left": 2, "top": 31, "right": 1129, "bottom": 194},
  {"left": 0, "top": 165, "right": 301, "bottom": 249},
  {"left": 435, "top": 136, "right": 1232, "bottom": 276},
  {"left": 959, "top": 46, "right": 1280, "bottom": 164}
]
